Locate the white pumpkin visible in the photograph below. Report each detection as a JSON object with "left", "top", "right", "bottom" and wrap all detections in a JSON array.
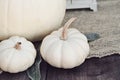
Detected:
[
  {"left": 0, "top": 0, "right": 66, "bottom": 41},
  {"left": 0, "top": 68, "right": 2, "bottom": 74},
  {"left": 40, "top": 18, "right": 90, "bottom": 69},
  {"left": 0, "top": 36, "right": 36, "bottom": 73}
]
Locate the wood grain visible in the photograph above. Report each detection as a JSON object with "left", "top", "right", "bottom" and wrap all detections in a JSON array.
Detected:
[{"left": 46, "top": 54, "right": 120, "bottom": 80}]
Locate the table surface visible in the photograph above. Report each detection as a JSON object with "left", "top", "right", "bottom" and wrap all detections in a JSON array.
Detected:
[{"left": 0, "top": 42, "right": 120, "bottom": 80}]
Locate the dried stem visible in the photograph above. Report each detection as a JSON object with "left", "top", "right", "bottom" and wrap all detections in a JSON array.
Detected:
[
  {"left": 60, "top": 17, "right": 77, "bottom": 40},
  {"left": 14, "top": 42, "right": 21, "bottom": 50}
]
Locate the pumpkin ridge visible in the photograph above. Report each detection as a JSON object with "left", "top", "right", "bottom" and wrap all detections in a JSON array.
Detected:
[
  {"left": 68, "top": 39, "right": 89, "bottom": 55},
  {"left": 4, "top": 0, "right": 9, "bottom": 35},
  {"left": 68, "top": 33, "right": 88, "bottom": 42},
  {"left": 60, "top": 41, "right": 64, "bottom": 67},
  {"left": 21, "top": 49, "right": 36, "bottom": 59},
  {"left": 7, "top": 51, "right": 23, "bottom": 72},
  {"left": 42, "top": 37, "right": 59, "bottom": 60},
  {"left": 68, "top": 37, "right": 87, "bottom": 42},
  {"left": 45, "top": 40, "right": 62, "bottom": 67},
  {"left": 6, "top": 49, "right": 16, "bottom": 72},
  {"left": 67, "top": 40, "right": 88, "bottom": 60},
  {"left": 0, "top": 39, "right": 15, "bottom": 52},
  {"left": 0, "top": 49, "right": 13, "bottom": 70},
  {"left": 61, "top": 41, "right": 77, "bottom": 68}
]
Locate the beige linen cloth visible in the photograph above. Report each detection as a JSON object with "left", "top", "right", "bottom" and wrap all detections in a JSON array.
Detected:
[{"left": 64, "top": 0, "right": 120, "bottom": 58}]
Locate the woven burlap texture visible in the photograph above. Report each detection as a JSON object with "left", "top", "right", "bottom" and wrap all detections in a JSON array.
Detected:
[{"left": 64, "top": 0, "right": 120, "bottom": 58}]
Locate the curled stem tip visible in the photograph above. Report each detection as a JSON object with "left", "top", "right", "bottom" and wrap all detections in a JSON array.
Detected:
[{"left": 61, "top": 17, "right": 77, "bottom": 40}]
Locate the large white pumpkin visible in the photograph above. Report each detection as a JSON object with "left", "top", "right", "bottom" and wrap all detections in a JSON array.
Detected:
[{"left": 0, "top": 0, "right": 66, "bottom": 41}]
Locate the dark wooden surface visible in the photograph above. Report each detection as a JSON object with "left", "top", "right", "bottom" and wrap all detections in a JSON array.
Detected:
[
  {"left": 0, "top": 42, "right": 120, "bottom": 80},
  {"left": 0, "top": 54, "right": 120, "bottom": 80}
]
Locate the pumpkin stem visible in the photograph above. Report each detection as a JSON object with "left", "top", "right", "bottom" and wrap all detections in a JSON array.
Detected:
[
  {"left": 60, "top": 17, "right": 77, "bottom": 40},
  {"left": 14, "top": 42, "right": 21, "bottom": 50}
]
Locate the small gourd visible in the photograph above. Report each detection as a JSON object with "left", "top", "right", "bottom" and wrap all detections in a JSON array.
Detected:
[
  {"left": 40, "top": 18, "right": 90, "bottom": 69},
  {"left": 0, "top": 36, "right": 36, "bottom": 73},
  {"left": 0, "top": 68, "right": 2, "bottom": 74}
]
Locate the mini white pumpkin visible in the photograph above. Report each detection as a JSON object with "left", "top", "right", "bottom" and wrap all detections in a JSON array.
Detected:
[
  {"left": 0, "top": 36, "right": 36, "bottom": 73},
  {"left": 0, "top": 68, "right": 2, "bottom": 74},
  {"left": 40, "top": 18, "right": 90, "bottom": 69}
]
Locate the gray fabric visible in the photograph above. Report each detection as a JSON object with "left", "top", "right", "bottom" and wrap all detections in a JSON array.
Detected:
[{"left": 64, "top": 0, "right": 120, "bottom": 58}]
